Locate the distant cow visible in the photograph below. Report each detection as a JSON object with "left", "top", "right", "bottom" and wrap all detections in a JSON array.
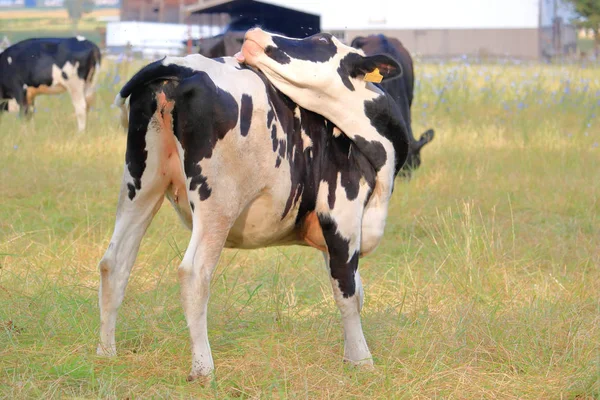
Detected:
[
  {"left": 98, "top": 38, "right": 408, "bottom": 380},
  {"left": 197, "top": 31, "right": 245, "bottom": 58},
  {"left": 351, "top": 34, "right": 434, "bottom": 176},
  {"left": 0, "top": 37, "right": 101, "bottom": 131}
]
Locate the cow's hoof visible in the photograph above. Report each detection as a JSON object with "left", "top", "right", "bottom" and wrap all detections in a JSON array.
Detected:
[
  {"left": 96, "top": 344, "right": 117, "bottom": 357},
  {"left": 343, "top": 357, "right": 374, "bottom": 369},
  {"left": 186, "top": 372, "right": 214, "bottom": 385}
]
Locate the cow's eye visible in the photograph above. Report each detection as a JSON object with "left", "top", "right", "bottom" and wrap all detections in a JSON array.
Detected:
[{"left": 318, "top": 37, "right": 329, "bottom": 44}]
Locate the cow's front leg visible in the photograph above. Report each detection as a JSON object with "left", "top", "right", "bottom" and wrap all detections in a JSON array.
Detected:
[
  {"left": 319, "top": 214, "right": 373, "bottom": 366},
  {"left": 178, "top": 204, "right": 233, "bottom": 382},
  {"left": 67, "top": 83, "right": 87, "bottom": 132}
]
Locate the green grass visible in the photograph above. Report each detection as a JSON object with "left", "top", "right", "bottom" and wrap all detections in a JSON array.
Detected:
[{"left": 1, "top": 60, "right": 599, "bottom": 399}]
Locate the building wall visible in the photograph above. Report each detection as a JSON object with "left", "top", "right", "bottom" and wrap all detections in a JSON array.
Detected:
[
  {"left": 346, "top": 28, "right": 540, "bottom": 60},
  {"left": 120, "top": 0, "right": 230, "bottom": 24}
]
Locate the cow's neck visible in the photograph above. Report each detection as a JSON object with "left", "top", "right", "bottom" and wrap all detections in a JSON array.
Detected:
[{"left": 320, "top": 85, "right": 399, "bottom": 202}]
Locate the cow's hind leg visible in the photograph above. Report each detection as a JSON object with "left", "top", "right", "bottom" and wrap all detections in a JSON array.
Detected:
[
  {"left": 178, "top": 201, "right": 234, "bottom": 381},
  {"left": 97, "top": 170, "right": 165, "bottom": 356},
  {"left": 319, "top": 212, "right": 373, "bottom": 366},
  {"left": 97, "top": 88, "right": 173, "bottom": 356}
]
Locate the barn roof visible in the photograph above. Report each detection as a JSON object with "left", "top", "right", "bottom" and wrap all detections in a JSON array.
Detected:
[
  {"left": 185, "top": 0, "right": 320, "bottom": 38},
  {"left": 185, "top": 0, "right": 319, "bottom": 17}
]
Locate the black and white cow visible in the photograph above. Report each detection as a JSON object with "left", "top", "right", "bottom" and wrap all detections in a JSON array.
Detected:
[
  {"left": 351, "top": 34, "right": 435, "bottom": 176},
  {"left": 97, "top": 38, "right": 408, "bottom": 380},
  {"left": 0, "top": 37, "right": 101, "bottom": 131}
]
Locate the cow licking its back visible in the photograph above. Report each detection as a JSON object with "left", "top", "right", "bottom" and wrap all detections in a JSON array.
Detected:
[
  {"left": 97, "top": 48, "right": 411, "bottom": 380},
  {"left": 0, "top": 37, "right": 101, "bottom": 132}
]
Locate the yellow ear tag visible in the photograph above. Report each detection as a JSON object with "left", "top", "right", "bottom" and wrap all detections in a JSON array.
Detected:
[{"left": 364, "top": 68, "right": 383, "bottom": 83}]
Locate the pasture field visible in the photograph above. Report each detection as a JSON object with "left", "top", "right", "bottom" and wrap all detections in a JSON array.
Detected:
[{"left": 0, "top": 59, "right": 599, "bottom": 399}]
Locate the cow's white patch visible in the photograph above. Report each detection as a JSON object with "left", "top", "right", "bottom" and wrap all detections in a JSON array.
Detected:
[
  {"left": 7, "top": 56, "right": 11, "bottom": 64},
  {"left": 76, "top": 35, "right": 86, "bottom": 41},
  {"left": 332, "top": 127, "right": 342, "bottom": 137},
  {"left": 52, "top": 61, "right": 89, "bottom": 132},
  {"left": 7, "top": 99, "right": 20, "bottom": 112},
  {"left": 331, "top": 172, "right": 370, "bottom": 258}
]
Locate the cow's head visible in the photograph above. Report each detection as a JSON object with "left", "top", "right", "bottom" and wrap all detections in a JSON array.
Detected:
[{"left": 236, "top": 28, "right": 402, "bottom": 113}]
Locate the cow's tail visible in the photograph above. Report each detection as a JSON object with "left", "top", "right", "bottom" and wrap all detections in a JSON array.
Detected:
[
  {"left": 113, "top": 58, "right": 195, "bottom": 130},
  {"left": 86, "top": 44, "right": 102, "bottom": 84},
  {"left": 84, "top": 44, "right": 102, "bottom": 106}
]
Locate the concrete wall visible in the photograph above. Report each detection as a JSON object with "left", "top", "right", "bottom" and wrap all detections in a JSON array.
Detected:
[{"left": 345, "top": 28, "right": 541, "bottom": 60}]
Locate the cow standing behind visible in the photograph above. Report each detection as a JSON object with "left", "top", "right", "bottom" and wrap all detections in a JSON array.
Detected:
[
  {"left": 0, "top": 37, "right": 101, "bottom": 132},
  {"left": 351, "top": 34, "right": 435, "bottom": 176},
  {"left": 98, "top": 44, "right": 408, "bottom": 380}
]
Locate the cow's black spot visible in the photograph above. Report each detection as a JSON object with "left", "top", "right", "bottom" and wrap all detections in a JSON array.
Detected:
[
  {"left": 199, "top": 179, "right": 212, "bottom": 200},
  {"left": 61, "top": 71, "right": 68, "bottom": 80},
  {"left": 127, "top": 183, "right": 136, "bottom": 200},
  {"left": 190, "top": 201, "right": 195, "bottom": 212},
  {"left": 271, "top": 33, "right": 337, "bottom": 64},
  {"left": 266, "top": 108, "right": 275, "bottom": 128},
  {"left": 213, "top": 57, "right": 226, "bottom": 64},
  {"left": 336, "top": 54, "right": 367, "bottom": 92},
  {"left": 175, "top": 71, "right": 239, "bottom": 201},
  {"left": 337, "top": 64, "right": 355, "bottom": 91},
  {"left": 124, "top": 83, "right": 158, "bottom": 200},
  {"left": 265, "top": 46, "right": 291, "bottom": 64},
  {"left": 338, "top": 53, "right": 366, "bottom": 80},
  {"left": 352, "top": 135, "right": 387, "bottom": 172},
  {"left": 363, "top": 95, "right": 409, "bottom": 175},
  {"left": 271, "top": 125, "right": 278, "bottom": 152},
  {"left": 318, "top": 213, "right": 359, "bottom": 298},
  {"left": 239, "top": 94, "right": 252, "bottom": 137}
]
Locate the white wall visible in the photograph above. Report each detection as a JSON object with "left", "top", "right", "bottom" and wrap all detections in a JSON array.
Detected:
[
  {"left": 106, "top": 21, "right": 221, "bottom": 57},
  {"left": 265, "top": 0, "right": 541, "bottom": 31}
]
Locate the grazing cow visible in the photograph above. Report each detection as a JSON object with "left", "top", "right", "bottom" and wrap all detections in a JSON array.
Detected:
[
  {"left": 0, "top": 37, "right": 101, "bottom": 131},
  {"left": 97, "top": 44, "right": 408, "bottom": 380},
  {"left": 351, "top": 34, "right": 435, "bottom": 176}
]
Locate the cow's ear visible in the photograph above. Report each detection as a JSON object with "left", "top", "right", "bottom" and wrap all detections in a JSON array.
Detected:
[{"left": 352, "top": 54, "right": 402, "bottom": 82}]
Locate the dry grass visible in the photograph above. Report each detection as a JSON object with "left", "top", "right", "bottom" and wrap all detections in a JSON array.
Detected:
[{"left": 0, "top": 59, "right": 599, "bottom": 399}]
